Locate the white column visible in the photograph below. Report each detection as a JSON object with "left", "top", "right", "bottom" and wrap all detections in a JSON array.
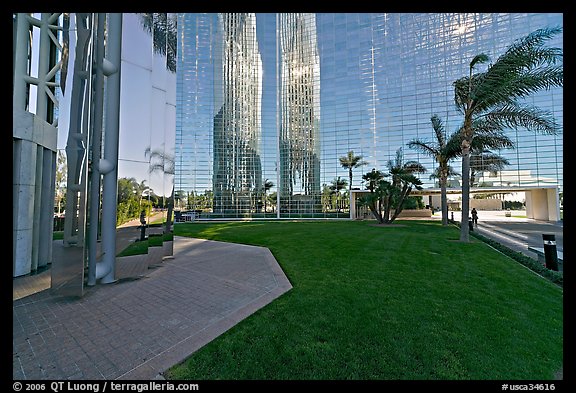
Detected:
[{"left": 547, "top": 187, "right": 560, "bottom": 222}]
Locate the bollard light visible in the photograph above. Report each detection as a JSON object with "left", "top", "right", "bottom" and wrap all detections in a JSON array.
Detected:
[{"left": 542, "top": 234, "right": 558, "bottom": 271}]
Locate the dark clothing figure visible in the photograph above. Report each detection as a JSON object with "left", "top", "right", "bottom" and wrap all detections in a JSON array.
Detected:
[
  {"left": 140, "top": 210, "right": 147, "bottom": 226},
  {"left": 471, "top": 208, "right": 478, "bottom": 226}
]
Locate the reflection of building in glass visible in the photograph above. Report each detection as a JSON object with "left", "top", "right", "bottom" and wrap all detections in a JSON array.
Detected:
[
  {"left": 278, "top": 13, "right": 321, "bottom": 213},
  {"left": 212, "top": 13, "right": 263, "bottom": 213},
  {"left": 176, "top": 13, "right": 563, "bottom": 219}
]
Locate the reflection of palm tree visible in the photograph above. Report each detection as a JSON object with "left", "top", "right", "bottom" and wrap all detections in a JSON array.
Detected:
[
  {"left": 469, "top": 149, "right": 510, "bottom": 188},
  {"left": 136, "top": 13, "right": 177, "bottom": 73},
  {"left": 262, "top": 179, "right": 274, "bottom": 213},
  {"left": 137, "top": 180, "right": 151, "bottom": 205},
  {"left": 339, "top": 151, "right": 367, "bottom": 192},
  {"left": 145, "top": 147, "right": 175, "bottom": 232},
  {"left": 408, "top": 115, "right": 460, "bottom": 225},
  {"left": 453, "top": 27, "right": 562, "bottom": 241},
  {"left": 329, "top": 177, "right": 348, "bottom": 212}
]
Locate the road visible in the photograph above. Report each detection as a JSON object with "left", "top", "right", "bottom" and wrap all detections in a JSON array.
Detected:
[{"left": 446, "top": 210, "right": 563, "bottom": 259}]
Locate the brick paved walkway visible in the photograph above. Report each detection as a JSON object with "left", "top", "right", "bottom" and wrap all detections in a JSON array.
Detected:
[{"left": 13, "top": 237, "right": 292, "bottom": 380}]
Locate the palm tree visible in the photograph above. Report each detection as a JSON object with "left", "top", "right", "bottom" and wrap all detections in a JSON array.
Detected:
[
  {"left": 339, "top": 150, "right": 368, "bottom": 192},
  {"left": 385, "top": 148, "right": 426, "bottom": 223},
  {"left": 469, "top": 149, "right": 510, "bottom": 188},
  {"left": 329, "top": 177, "right": 348, "bottom": 212},
  {"left": 136, "top": 13, "right": 177, "bottom": 73},
  {"left": 453, "top": 27, "right": 563, "bottom": 241},
  {"left": 359, "top": 169, "right": 386, "bottom": 222},
  {"left": 262, "top": 179, "right": 274, "bottom": 213},
  {"left": 358, "top": 149, "right": 425, "bottom": 225},
  {"left": 136, "top": 180, "right": 152, "bottom": 206},
  {"left": 407, "top": 115, "right": 461, "bottom": 225},
  {"left": 145, "top": 147, "right": 175, "bottom": 232}
]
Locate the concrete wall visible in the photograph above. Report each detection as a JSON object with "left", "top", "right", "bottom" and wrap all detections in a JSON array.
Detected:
[
  {"left": 523, "top": 188, "right": 560, "bottom": 221},
  {"left": 470, "top": 199, "right": 503, "bottom": 210},
  {"left": 13, "top": 109, "right": 57, "bottom": 277},
  {"left": 396, "top": 209, "right": 432, "bottom": 217}
]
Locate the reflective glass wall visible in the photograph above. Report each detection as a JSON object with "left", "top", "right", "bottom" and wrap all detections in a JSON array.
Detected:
[
  {"left": 176, "top": 13, "right": 563, "bottom": 219},
  {"left": 53, "top": 13, "right": 176, "bottom": 294}
]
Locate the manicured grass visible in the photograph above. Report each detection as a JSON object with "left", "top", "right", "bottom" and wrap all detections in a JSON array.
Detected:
[
  {"left": 167, "top": 220, "right": 562, "bottom": 380},
  {"left": 116, "top": 240, "right": 148, "bottom": 257},
  {"left": 148, "top": 233, "right": 164, "bottom": 247},
  {"left": 53, "top": 231, "right": 64, "bottom": 240}
]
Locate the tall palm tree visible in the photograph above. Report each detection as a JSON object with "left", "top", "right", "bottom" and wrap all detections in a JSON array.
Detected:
[
  {"left": 469, "top": 149, "right": 510, "bottom": 188},
  {"left": 339, "top": 150, "right": 368, "bottom": 192},
  {"left": 407, "top": 115, "right": 461, "bottom": 225},
  {"left": 136, "top": 13, "right": 177, "bottom": 73},
  {"left": 453, "top": 26, "right": 563, "bottom": 241}
]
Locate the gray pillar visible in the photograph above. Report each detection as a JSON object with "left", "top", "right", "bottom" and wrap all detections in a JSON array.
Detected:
[
  {"left": 35, "top": 13, "right": 51, "bottom": 121},
  {"left": 13, "top": 14, "right": 30, "bottom": 111},
  {"left": 31, "top": 145, "right": 44, "bottom": 271},
  {"left": 13, "top": 139, "right": 37, "bottom": 277},
  {"left": 87, "top": 13, "right": 107, "bottom": 286},
  {"left": 97, "top": 13, "right": 122, "bottom": 284}
]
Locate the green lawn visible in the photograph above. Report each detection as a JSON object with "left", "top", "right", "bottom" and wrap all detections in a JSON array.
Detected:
[
  {"left": 167, "top": 220, "right": 563, "bottom": 380},
  {"left": 116, "top": 240, "right": 148, "bottom": 257}
]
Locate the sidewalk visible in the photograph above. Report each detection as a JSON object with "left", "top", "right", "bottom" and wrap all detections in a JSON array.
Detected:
[
  {"left": 13, "top": 212, "right": 166, "bottom": 301},
  {"left": 441, "top": 210, "right": 563, "bottom": 260},
  {"left": 13, "top": 237, "right": 292, "bottom": 380}
]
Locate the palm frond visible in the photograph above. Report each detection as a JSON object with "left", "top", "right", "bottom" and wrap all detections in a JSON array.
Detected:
[
  {"left": 471, "top": 132, "right": 515, "bottom": 150},
  {"left": 406, "top": 139, "right": 438, "bottom": 156},
  {"left": 483, "top": 103, "right": 561, "bottom": 134},
  {"left": 471, "top": 27, "right": 563, "bottom": 112},
  {"left": 430, "top": 114, "right": 446, "bottom": 147},
  {"left": 470, "top": 53, "right": 490, "bottom": 70},
  {"left": 403, "top": 161, "right": 427, "bottom": 174},
  {"left": 429, "top": 165, "right": 460, "bottom": 180}
]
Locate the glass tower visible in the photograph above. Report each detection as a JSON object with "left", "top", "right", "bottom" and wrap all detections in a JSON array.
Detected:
[
  {"left": 279, "top": 13, "right": 321, "bottom": 214},
  {"left": 176, "top": 13, "right": 563, "bottom": 218},
  {"left": 212, "top": 13, "right": 263, "bottom": 214}
]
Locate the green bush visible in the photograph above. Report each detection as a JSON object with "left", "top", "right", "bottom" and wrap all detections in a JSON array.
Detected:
[
  {"left": 470, "top": 231, "right": 563, "bottom": 287},
  {"left": 116, "top": 200, "right": 152, "bottom": 226}
]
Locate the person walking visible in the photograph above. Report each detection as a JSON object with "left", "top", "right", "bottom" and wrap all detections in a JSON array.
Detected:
[{"left": 471, "top": 208, "right": 478, "bottom": 227}]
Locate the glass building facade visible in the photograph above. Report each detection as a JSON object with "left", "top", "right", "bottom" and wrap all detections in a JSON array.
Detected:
[{"left": 175, "top": 13, "right": 563, "bottom": 219}]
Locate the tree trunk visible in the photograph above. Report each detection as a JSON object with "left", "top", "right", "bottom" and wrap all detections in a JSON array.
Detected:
[
  {"left": 383, "top": 194, "right": 392, "bottom": 224},
  {"left": 349, "top": 168, "right": 353, "bottom": 192},
  {"left": 390, "top": 185, "right": 411, "bottom": 223},
  {"left": 441, "top": 169, "right": 448, "bottom": 226},
  {"left": 165, "top": 186, "right": 174, "bottom": 233},
  {"left": 460, "top": 141, "right": 472, "bottom": 242}
]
